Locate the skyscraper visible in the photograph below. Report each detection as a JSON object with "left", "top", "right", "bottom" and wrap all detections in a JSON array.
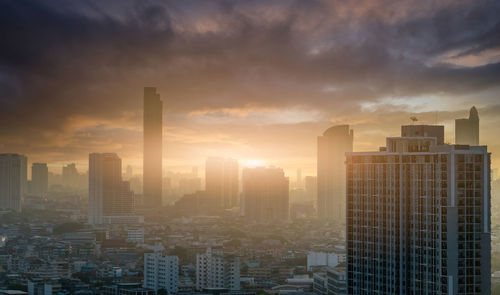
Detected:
[
  {"left": 62, "top": 163, "right": 79, "bottom": 189},
  {"left": 205, "top": 157, "right": 239, "bottom": 209},
  {"left": 346, "top": 128, "right": 490, "bottom": 294},
  {"left": 88, "top": 153, "right": 137, "bottom": 225},
  {"left": 242, "top": 167, "right": 289, "bottom": 222},
  {"left": 317, "top": 125, "right": 353, "bottom": 221},
  {"left": 0, "top": 154, "right": 23, "bottom": 211},
  {"left": 31, "top": 163, "right": 48, "bottom": 197},
  {"left": 456, "top": 106, "right": 479, "bottom": 146},
  {"left": 143, "top": 87, "right": 163, "bottom": 208}
]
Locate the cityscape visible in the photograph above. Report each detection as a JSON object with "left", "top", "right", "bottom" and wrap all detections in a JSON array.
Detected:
[{"left": 1, "top": 1, "right": 499, "bottom": 295}]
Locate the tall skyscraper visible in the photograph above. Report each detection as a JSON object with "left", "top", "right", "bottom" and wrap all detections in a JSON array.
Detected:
[
  {"left": 31, "top": 163, "right": 48, "bottom": 197},
  {"left": 62, "top": 163, "right": 79, "bottom": 188},
  {"left": 346, "top": 128, "right": 490, "bottom": 294},
  {"left": 456, "top": 106, "right": 479, "bottom": 146},
  {"left": 143, "top": 87, "right": 163, "bottom": 208},
  {"left": 317, "top": 125, "right": 353, "bottom": 221},
  {"left": 205, "top": 157, "right": 239, "bottom": 209},
  {"left": 88, "top": 153, "right": 136, "bottom": 225},
  {"left": 0, "top": 154, "right": 23, "bottom": 211},
  {"left": 242, "top": 167, "right": 289, "bottom": 222}
]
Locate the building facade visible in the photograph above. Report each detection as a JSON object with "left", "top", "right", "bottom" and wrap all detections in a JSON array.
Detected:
[
  {"left": 205, "top": 157, "right": 239, "bottom": 209},
  {"left": 317, "top": 125, "right": 353, "bottom": 221},
  {"left": 196, "top": 248, "right": 240, "bottom": 291},
  {"left": 0, "top": 153, "right": 24, "bottom": 212},
  {"left": 143, "top": 253, "right": 179, "bottom": 294},
  {"left": 456, "top": 106, "right": 479, "bottom": 146},
  {"left": 346, "top": 130, "right": 490, "bottom": 294},
  {"left": 143, "top": 87, "right": 163, "bottom": 208},
  {"left": 31, "top": 163, "right": 48, "bottom": 197},
  {"left": 242, "top": 167, "right": 289, "bottom": 222}
]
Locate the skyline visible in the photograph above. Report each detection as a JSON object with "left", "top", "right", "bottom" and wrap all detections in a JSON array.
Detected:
[{"left": 1, "top": 1, "right": 500, "bottom": 175}]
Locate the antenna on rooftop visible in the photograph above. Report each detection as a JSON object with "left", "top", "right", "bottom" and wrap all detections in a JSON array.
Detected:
[{"left": 410, "top": 116, "right": 418, "bottom": 125}]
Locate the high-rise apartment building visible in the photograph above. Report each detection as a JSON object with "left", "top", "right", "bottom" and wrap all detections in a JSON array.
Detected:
[
  {"left": 242, "top": 167, "right": 289, "bottom": 222},
  {"left": 0, "top": 153, "right": 24, "bottom": 211},
  {"left": 456, "top": 106, "right": 479, "bottom": 146},
  {"left": 205, "top": 157, "right": 239, "bottom": 209},
  {"left": 143, "top": 87, "right": 163, "bottom": 208},
  {"left": 62, "top": 163, "right": 79, "bottom": 188},
  {"left": 346, "top": 128, "right": 490, "bottom": 294},
  {"left": 88, "top": 153, "right": 137, "bottom": 225},
  {"left": 317, "top": 125, "right": 353, "bottom": 221},
  {"left": 143, "top": 252, "right": 179, "bottom": 293},
  {"left": 196, "top": 248, "right": 240, "bottom": 291},
  {"left": 31, "top": 163, "right": 48, "bottom": 197}
]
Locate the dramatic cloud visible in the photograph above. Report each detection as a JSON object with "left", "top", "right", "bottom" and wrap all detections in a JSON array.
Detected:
[{"left": 0, "top": 0, "right": 499, "bottom": 174}]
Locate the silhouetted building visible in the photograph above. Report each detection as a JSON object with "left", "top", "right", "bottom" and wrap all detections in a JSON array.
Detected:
[
  {"left": 88, "top": 153, "right": 138, "bottom": 225},
  {"left": 456, "top": 106, "right": 479, "bottom": 145},
  {"left": 317, "top": 125, "right": 353, "bottom": 221},
  {"left": 62, "top": 163, "right": 79, "bottom": 188},
  {"left": 31, "top": 163, "right": 48, "bottom": 197},
  {"left": 401, "top": 124, "right": 445, "bottom": 145},
  {"left": 143, "top": 87, "right": 163, "bottom": 207},
  {"left": 205, "top": 157, "right": 239, "bottom": 209},
  {"left": 242, "top": 167, "right": 289, "bottom": 222},
  {"left": 0, "top": 153, "right": 24, "bottom": 211},
  {"left": 305, "top": 176, "right": 317, "bottom": 202},
  {"left": 346, "top": 129, "right": 491, "bottom": 294}
]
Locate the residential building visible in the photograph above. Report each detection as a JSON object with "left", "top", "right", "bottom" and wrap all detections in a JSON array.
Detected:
[
  {"left": 346, "top": 128, "right": 490, "bottom": 294},
  {"left": 143, "top": 253, "right": 179, "bottom": 293},
  {"left": 0, "top": 153, "right": 24, "bottom": 211},
  {"left": 196, "top": 248, "right": 240, "bottom": 290},
  {"left": 31, "top": 163, "right": 48, "bottom": 197}
]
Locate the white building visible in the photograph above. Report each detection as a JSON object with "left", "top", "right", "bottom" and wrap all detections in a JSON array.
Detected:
[
  {"left": 196, "top": 248, "right": 240, "bottom": 291},
  {"left": 307, "top": 251, "right": 346, "bottom": 271},
  {"left": 143, "top": 252, "right": 179, "bottom": 294}
]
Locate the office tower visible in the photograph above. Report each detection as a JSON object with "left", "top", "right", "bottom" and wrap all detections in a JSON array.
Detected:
[
  {"left": 31, "top": 163, "right": 48, "bottom": 197},
  {"left": 143, "top": 87, "right": 163, "bottom": 208},
  {"left": 205, "top": 157, "right": 239, "bottom": 209},
  {"left": 242, "top": 167, "right": 289, "bottom": 222},
  {"left": 143, "top": 253, "right": 179, "bottom": 293},
  {"left": 0, "top": 154, "right": 23, "bottom": 211},
  {"left": 89, "top": 153, "right": 138, "bottom": 225},
  {"left": 456, "top": 106, "right": 480, "bottom": 145},
  {"left": 62, "top": 163, "right": 79, "bottom": 188},
  {"left": 346, "top": 130, "right": 490, "bottom": 294},
  {"left": 196, "top": 248, "right": 240, "bottom": 290},
  {"left": 401, "top": 124, "right": 445, "bottom": 145},
  {"left": 317, "top": 125, "right": 353, "bottom": 221}
]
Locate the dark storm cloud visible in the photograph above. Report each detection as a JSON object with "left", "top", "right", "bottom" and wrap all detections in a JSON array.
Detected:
[{"left": 0, "top": 0, "right": 499, "bottom": 164}]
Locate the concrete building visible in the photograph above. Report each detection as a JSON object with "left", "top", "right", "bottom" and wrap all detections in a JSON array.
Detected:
[
  {"left": 346, "top": 128, "right": 491, "bottom": 294},
  {"left": 401, "top": 124, "right": 445, "bottom": 145},
  {"left": 307, "top": 251, "right": 346, "bottom": 271},
  {"left": 242, "top": 167, "right": 289, "bottom": 222},
  {"left": 317, "top": 125, "right": 353, "bottom": 222},
  {"left": 143, "top": 253, "right": 179, "bottom": 294},
  {"left": 205, "top": 157, "right": 239, "bottom": 209},
  {"left": 456, "top": 106, "right": 479, "bottom": 146},
  {"left": 0, "top": 153, "right": 24, "bottom": 212},
  {"left": 127, "top": 228, "right": 145, "bottom": 243},
  {"left": 31, "top": 163, "right": 48, "bottom": 197},
  {"left": 327, "top": 266, "right": 346, "bottom": 295},
  {"left": 196, "top": 248, "right": 240, "bottom": 291},
  {"left": 143, "top": 87, "right": 163, "bottom": 208},
  {"left": 88, "top": 153, "right": 137, "bottom": 225}
]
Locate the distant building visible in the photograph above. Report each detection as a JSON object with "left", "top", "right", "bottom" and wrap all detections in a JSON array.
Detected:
[
  {"left": 0, "top": 153, "right": 24, "bottom": 211},
  {"left": 62, "top": 163, "right": 79, "bottom": 189},
  {"left": 242, "top": 167, "right": 289, "bottom": 222},
  {"left": 104, "top": 283, "right": 155, "bottom": 295},
  {"left": 327, "top": 266, "right": 346, "bottom": 295},
  {"left": 31, "top": 163, "right": 48, "bottom": 197},
  {"left": 304, "top": 176, "right": 317, "bottom": 202},
  {"left": 205, "top": 157, "right": 239, "bottom": 209},
  {"left": 88, "top": 153, "right": 138, "bottom": 225},
  {"left": 307, "top": 251, "right": 346, "bottom": 271},
  {"left": 346, "top": 128, "right": 491, "bottom": 294},
  {"left": 143, "top": 253, "right": 179, "bottom": 293},
  {"left": 196, "top": 248, "right": 240, "bottom": 291},
  {"left": 127, "top": 228, "right": 145, "bottom": 244},
  {"left": 317, "top": 125, "right": 353, "bottom": 221},
  {"left": 456, "top": 106, "right": 479, "bottom": 145},
  {"left": 143, "top": 87, "right": 163, "bottom": 208}
]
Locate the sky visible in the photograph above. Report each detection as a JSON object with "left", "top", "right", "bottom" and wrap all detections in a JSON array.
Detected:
[{"left": 1, "top": 0, "right": 499, "bottom": 177}]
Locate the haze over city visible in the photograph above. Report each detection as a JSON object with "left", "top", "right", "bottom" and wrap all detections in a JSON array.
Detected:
[{"left": 1, "top": 0, "right": 499, "bottom": 176}]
